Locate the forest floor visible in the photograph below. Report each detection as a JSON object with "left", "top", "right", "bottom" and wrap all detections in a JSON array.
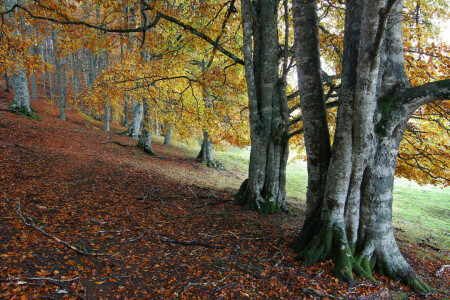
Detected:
[{"left": 0, "top": 88, "right": 449, "bottom": 299}]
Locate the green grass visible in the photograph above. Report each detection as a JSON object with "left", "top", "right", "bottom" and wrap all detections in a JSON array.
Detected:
[
  {"left": 212, "top": 145, "right": 449, "bottom": 250},
  {"left": 146, "top": 137, "right": 449, "bottom": 251},
  {"left": 392, "top": 178, "right": 449, "bottom": 250}
]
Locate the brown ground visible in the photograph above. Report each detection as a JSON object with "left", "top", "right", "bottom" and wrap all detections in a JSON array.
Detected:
[{"left": 0, "top": 83, "right": 448, "bottom": 299}]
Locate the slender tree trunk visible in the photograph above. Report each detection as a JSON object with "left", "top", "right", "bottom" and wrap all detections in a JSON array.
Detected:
[
  {"left": 234, "top": 0, "right": 289, "bottom": 214},
  {"left": 137, "top": 98, "right": 156, "bottom": 155},
  {"left": 71, "top": 52, "right": 79, "bottom": 104},
  {"left": 30, "top": 46, "right": 38, "bottom": 101},
  {"left": 154, "top": 107, "right": 159, "bottom": 135},
  {"left": 40, "top": 46, "right": 46, "bottom": 95},
  {"left": 5, "top": 72, "right": 11, "bottom": 93},
  {"left": 104, "top": 103, "right": 110, "bottom": 132},
  {"left": 30, "top": 75, "right": 37, "bottom": 101},
  {"left": 53, "top": 28, "right": 66, "bottom": 121},
  {"left": 123, "top": 96, "right": 130, "bottom": 127},
  {"left": 127, "top": 101, "right": 143, "bottom": 140},
  {"left": 163, "top": 123, "right": 171, "bottom": 145}
]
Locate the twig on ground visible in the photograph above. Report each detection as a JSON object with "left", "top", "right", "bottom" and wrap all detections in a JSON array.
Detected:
[
  {"left": 90, "top": 218, "right": 106, "bottom": 225},
  {"left": 15, "top": 198, "right": 111, "bottom": 256},
  {"left": 128, "top": 232, "right": 144, "bottom": 242},
  {"left": 435, "top": 265, "right": 450, "bottom": 276},
  {"left": 1, "top": 276, "right": 80, "bottom": 283},
  {"left": 182, "top": 270, "right": 234, "bottom": 295}
]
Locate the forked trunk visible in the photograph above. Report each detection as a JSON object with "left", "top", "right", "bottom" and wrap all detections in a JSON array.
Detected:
[{"left": 290, "top": 0, "right": 449, "bottom": 292}]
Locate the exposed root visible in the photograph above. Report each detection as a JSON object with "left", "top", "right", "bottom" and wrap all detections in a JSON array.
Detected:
[
  {"left": 357, "top": 250, "right": 432, "bottom": 293},
  {"left": 234, "top": 179, "right": 284, "bottom": 214},
  {"left": 292, "top": 223, "right": 374, "bottom": 283}
]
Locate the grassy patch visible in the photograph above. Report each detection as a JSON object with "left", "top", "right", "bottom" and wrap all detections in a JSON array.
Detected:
[
  {"left": 392, "top": 178, "right": 450, "bottom": 250},
  {"left": 212, "top": 146, "right": 449, "bottom": 251}
]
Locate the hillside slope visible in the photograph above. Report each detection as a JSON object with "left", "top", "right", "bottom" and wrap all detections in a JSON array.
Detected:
[{"left": 0, "top": 91, "right": 448, "bottom": 299}]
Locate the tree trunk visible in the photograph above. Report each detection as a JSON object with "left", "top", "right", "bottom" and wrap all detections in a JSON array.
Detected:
[
  {"left": 71, "top": 52, "right": 80, "bottom": 104},
  {"left": 290, "top": 0, "right": 449, "bottom": 292},
  {"left": 127, "top": 101, "right": 143, "bottom": 140},
  {"left": 5, "top": 0, "right": 31, "bottom": 114},
  {"left": 104, "top": 103, "right": 110, "bottom": 132},
  {"left": 30, "top": 46, "right": 38, "bottom": 101},
  {"left": 197, "top": 130, "right": 219, "bottom": 167},
  {"left": 5, "top": 72, "right": 11, "bottom": 93},
  {"left": 137, "top": 98, "right": 156, "bottom": 156},
  {"left": 41, "top": 46, "right": 46, "bottom": 95},
  {"left": 234, "top": 0, "right": 289, "bottom": 214},
  {"left": 163, "top": 123, "right": 171, "bottom": 145},
  {"left": 30, "top": 74, "right": 37, "bottom": 101}
]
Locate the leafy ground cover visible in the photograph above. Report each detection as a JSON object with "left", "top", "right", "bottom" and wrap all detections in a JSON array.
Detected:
[{"left": 0, "top": 87, "right": 449, "bottom": 299}]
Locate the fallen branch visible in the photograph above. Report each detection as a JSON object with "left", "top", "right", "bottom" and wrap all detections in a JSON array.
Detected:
[
  {"left": 0, "top": 276, "right": 80, "bottom": 283},
  {"left": 435, "top": 265, "right": 450, "bottom": 277},
  {"left": 15, "top": 198, "right": 111, "bottom": 256},
  {"left": 0, "top": 107, "right": 18, "bottom": 113},
  {"left": 159, "top": 237, "right": 224, "bottom": 249},
  {"left": 182, "top": 270, "right": 234, "bottom": 295}
]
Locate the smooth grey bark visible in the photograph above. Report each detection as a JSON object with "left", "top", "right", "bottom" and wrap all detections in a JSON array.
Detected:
[
  {"left": 197, "top": 130, "right": 218, "bottom": 167},
  {"left": 40, "top": 46, "right": 46, "bottom": 95},
  {"left": 154, "top": 107, "right": 159, "bottom": 135},
  {"left": 137, "top": 97, "right": 156, "bottom": 155},
  {"left": 71, "top": 52, "right": 80, "bottom": 104},
  {"left": 234, "top": 0, "right": 289, "bottom": 213},
  {"left": 291, "top": 0, "right": 449, "bottom": 291},
  {"left": 163, "top": 123, "right": 171, "bottom": 145},
  {"left": 52, "top": 29, "right": 66, "bottom": 121},
  {"left": 104, "top": 103, "right": 110, "bottom": 132},
  {"left": 127, "top": 101, "right": 143, "bottom": 140},
  {"left": 5, "top": 0, "right": 31, "bottom": 114}
]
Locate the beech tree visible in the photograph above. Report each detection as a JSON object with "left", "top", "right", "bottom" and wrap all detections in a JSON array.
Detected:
[
  {"left": 4, "top": 0, "right": 31, "bottom": 114},
  {"left": 291, "top": 0, "right": 449, "bottom": 291},
  {"left": 234, "top": 0, "right": 290, "bottom": 213}
]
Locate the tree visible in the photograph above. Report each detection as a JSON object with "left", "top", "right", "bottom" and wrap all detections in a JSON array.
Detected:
[
  {"left": 4, "top": 0, "right": 31, "bottom": 115},
  {"left": 234, "top": 0, "right": 290, "bottom": 213},
  {"left": 290, "top": 0, "right": 449, "bottom": 291}
]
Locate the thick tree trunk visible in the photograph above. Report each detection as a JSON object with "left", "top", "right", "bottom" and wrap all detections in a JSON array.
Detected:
[
  {"left": 197, "top": 131, "right": 219, "bottom": 168},
  {"left": 291, "top": 0, "right": 449, "bottom": 292},
  {"left": 234, "top": 0, "right": 289, "bottom": 214},
  {"left": 137, "top": 98, "right": 156, "bottom": 155},
  {"left": 10, "top": 69, "right": 31, "bottom": 114},
  {"left": 127, "top": 101, "right": 143, "bottom": 140},
  {"left": 5, "top": 0, "right": 31, "bottom": 114}
]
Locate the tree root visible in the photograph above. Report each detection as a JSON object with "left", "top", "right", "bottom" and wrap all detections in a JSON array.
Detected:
[
  {"left": 293, "top": 223, "right": 374, "bottom": 283},
  {"left": 356, "top": 251, "right": 431, "bottom": 293}
]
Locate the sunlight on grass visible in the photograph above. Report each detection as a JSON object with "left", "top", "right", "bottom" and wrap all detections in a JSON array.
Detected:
[
  {"left": 151, "top": 138, "right": 448, "bottom": 251},
  {"left": 212, "top": 145, "right": 449, "bottom": 250}
]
